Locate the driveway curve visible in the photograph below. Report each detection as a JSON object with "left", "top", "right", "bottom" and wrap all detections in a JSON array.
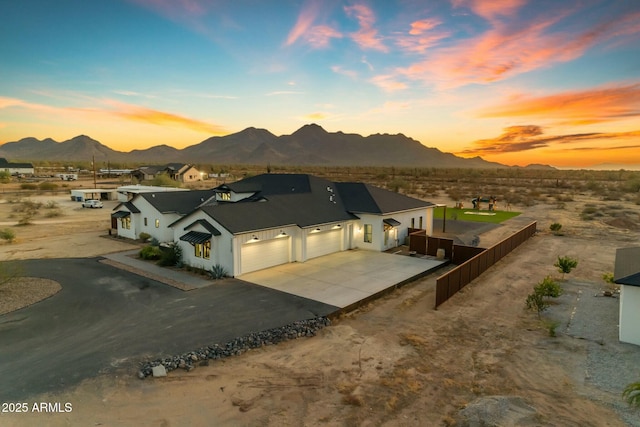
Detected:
[{"left": 0, "top": 258, "right": 337, "bottom": 400}]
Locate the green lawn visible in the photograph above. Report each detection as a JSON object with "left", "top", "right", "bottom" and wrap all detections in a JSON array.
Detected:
[{"left": 433, "top": 207, "right": 521, "bottom": 224}]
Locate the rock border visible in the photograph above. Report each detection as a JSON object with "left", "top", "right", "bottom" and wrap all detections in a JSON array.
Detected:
[{"left": 138, "top": 317, "right": 331, "bottom": 378}]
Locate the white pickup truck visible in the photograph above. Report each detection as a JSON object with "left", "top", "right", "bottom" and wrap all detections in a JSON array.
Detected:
[{"left": 82, "top": 199, "right": 104, "bottom": 208}]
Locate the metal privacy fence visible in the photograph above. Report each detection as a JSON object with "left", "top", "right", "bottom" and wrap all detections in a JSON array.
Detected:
[{"left": 435, "top": 221, "right": 537, "bottom": 308}]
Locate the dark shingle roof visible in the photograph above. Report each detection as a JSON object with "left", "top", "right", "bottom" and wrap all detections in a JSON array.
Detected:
[
  {"left": 218, "top": 173, "right": 312, "bottom": 195},
  {"left": 184, "top": 219, "right": 221, "bottom": 236},
  {"left": 201, "top": 175, "right": 355, "bottom": 233},
  {"left": 614, "top": 247, "right": 640, "bottom": 286},
  {"left": 112, "top": 201, "right": 141, "bottom": 213},
  {"left": 0, "top": 158, "right": 33, "bottom": 168},
  {"left": 173, "top": 174, "right": 434, "bottom": 234},
  {"left": 139, "top": 189, "right": 215, "bottom": 215},
  {"left": 335, "top": 182, "right": 434, "bottom": 214}
]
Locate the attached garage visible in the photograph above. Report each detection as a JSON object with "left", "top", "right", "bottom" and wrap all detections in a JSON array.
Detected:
[
  {"left": 240, "top": 237, "right": 291, "bottom": 275},
  {"left": 306, "top": 229, "right": 342, "bottom": 260}
]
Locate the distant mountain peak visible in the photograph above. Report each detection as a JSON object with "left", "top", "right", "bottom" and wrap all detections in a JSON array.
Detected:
[
  {"left": 293, "top": 123, "right": 327, "bottom": 135},
  {"left": 1, "top": 125, "right": 511, "bottom": 169}
]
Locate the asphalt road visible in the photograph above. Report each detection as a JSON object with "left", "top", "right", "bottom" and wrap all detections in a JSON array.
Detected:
[{"left": 0, "top": 258, "right": 337, "bottom": 400}]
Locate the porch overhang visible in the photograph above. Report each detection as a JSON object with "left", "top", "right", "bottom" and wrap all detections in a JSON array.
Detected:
[{"left": 180, "top": 231, "right": 212, "bottom": 245}]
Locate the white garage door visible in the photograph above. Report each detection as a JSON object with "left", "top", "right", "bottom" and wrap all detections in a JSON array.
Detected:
[
  {"left": 307, "top": 229, "right": 342, "bottom": 260},
  {"left": 240, "top": 237, "right": 290, "bottom": 275}
]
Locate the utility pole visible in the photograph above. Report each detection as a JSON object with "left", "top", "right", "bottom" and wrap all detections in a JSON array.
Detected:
[{"left": 92, "top": 155, "right": 97, "bottom": 189}]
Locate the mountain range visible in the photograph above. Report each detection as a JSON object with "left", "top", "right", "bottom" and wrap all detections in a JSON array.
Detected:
[{"left": 0, "top": 124, "right": 530, "bottom": 169}]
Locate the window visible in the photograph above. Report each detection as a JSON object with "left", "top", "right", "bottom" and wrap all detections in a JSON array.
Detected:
[
  {"left": 364, "top": 224, "right": 372, "bottom": 243},
  {"left": 419, "top": 216, "right": 423, "bottom": 229},
  {"left": 203, "top": 241, "right": 211, "bottom": 259},
  {"left": 120, "top": 217, "right": 131, "bottom": 230},
  {"left": 144, "top": 217, "right": 148, "bottom": 226},
  {"left": 220, "top": 192, "right": 231, "bottom": 201},
  {"left": 155, "top": 219, "right": 160, "bottom": 228},
  {"left": 195, "top": 243, "right": 202, "bottom": 257},
  {"left": 411, "top": 218, "right": 415, "bottom": 228}
]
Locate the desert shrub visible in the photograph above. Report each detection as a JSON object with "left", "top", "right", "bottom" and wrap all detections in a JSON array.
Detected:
[
  {"left": 44, "top": 200, "right": 58, "bottom": 209},
  {"left": 544, "top": 320, "right": 561, "bottom": 337},
  {"left": 157, "top": 242, "right": 182, "bottom": 267},
  {"left": 0, "top": 170, "right": 10, "bottom": 183},
  {"left": 525, "top": 291, "right": 548, "bottom": 317},
  {"left": 554, "top": 256, "right": 578, "bottom": 280},
  {"left": 20, "top": 183, "right": 37, "bottom": 190},
  {"left": 16, "top": 200, "right": 41, "bottom": 225},
  {"left": 388, "top": 179, "right": 410, "bottom": 193},
  {"left": 0, "top": 228, "right": 15, "bottom": 243},
  {"left": 139, "top": 245, "right": 162, "bottom": 260},
  {"left": 149, "top": 173, "right": 181, "bottom": 188},
  {"left": 44, "top": 209, "right": 62, "bottom": 218},
  {"left": 602, "top": 272, "right": 615, "bottom": 284},
  {"left": 623, "top": 382, "right": 640, "bottom": 407},
  {"left": 549, "top": 223, "right": 562, "bottom": 235},
  {"left": 526, "top": 276, "right": 563, "bottom": 318},
  {"left": 38, "top": 182, "right": 58, "bottom": 191},
  {"left": 138, "top": 232, "right": 151, "bottom": 241},
  {"left": 537, "top": 275, "right": 563, "bottom": 298},
  {"left": 210, "top": 264, "right": 227, "bottom": 279}
]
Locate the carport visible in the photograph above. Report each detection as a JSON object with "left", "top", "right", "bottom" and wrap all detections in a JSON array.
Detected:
[{"left": 239, "top": 249, "right": 446, "bottom": 308}]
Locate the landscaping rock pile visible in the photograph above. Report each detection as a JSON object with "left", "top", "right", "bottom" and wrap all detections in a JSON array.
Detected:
[{"left": 138, "top": 317, "right": 331, "bottom": 378}]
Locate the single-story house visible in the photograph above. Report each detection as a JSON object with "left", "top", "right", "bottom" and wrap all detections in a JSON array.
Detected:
[
  {"left": 132, "top": 163, "right": 203, "bottom": 183},
  {"left": 168, "top": 174, "right": 435, "bottom": 276},
  {"left": 112, "top": 189, "right": 215, "bottom": 241},
  {"left": 0, "top": 158, "right": 34, "bottom": 176},
  {"left": 614, "top": 246, "right": 640, "bottom": 346}
]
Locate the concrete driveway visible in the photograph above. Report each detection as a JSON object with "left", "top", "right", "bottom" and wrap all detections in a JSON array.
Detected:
[
  {"left": 0, "top": 258, "right": 336, "bottom": 400},
  {"left": 239, "top": 249, "right": 446, "bottom": 308}
]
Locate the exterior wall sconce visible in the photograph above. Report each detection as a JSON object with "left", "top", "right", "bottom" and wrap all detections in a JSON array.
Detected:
[{"left": 250, "top": 235, "right": 259, "bottom": 242}]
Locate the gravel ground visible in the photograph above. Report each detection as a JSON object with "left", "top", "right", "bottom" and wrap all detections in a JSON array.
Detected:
[
  {"left": 555, "top": 280, "right": 640, "bottom": 426},
  {"left": 0, "top": 277, "right": 61, "bottom": 315}
]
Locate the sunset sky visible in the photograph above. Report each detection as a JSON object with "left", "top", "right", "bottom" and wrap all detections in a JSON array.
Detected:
[{"left": 1, "top": 0, "right": 639, "bottom": 168}]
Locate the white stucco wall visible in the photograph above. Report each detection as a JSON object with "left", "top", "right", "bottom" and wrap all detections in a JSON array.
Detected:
[
  {"left": 173, "top": 211, "right": 234, "bottom": 274},
  {"left": 353, "top": 208, "right": 433, "bottom": 251},
  {"left": 127, "top": 197, "right": 180, "bottom": 242},
  {"left": 620, "top": 285, "right": 640, "bottom": 346},
  {"left": 115, "top": 211, "right": 137, "bottom": 240}
]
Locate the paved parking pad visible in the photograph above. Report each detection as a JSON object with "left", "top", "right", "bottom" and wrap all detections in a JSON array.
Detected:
[
  {"left": 240, "top": 250, "right": 446, "bottom": 307},
  {"left": 0, "top": 258, "right": 337, "bottom": 400}
]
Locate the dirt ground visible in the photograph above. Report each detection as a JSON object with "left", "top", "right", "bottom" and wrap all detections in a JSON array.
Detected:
[{"left": 1, "top": 179, "right": 640, "bottom": 426}]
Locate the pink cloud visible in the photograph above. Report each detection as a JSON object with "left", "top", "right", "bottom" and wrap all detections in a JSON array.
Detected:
[
  {"left": 369, "top": 75, "right": 407, "bottom": 92},
  {"left": 452, "top": 0, "right": 527, "bottom": 22},
  {"left": 396, "top": 19, "right": 450, "bottom": 54},
  {"left": 304, "top": 25, "right": 343, "bottom": 49},
  {"left": 285, "top": 0, "right": 323, "bottom": 46},
  {"left": 458, "top": 125, "right": 640, "bottom": 156},
  {"left": 397, "top": 7, "right": 640, "bottom": 89},
  {"left": 105, "top": 100, "right": 227, "bottom": 134},
  {"left": 476, "top": 83, "right": 640, "bottom": 125},
  {"left": 344, "top": 4, "right": 388, "bottom": 52}
]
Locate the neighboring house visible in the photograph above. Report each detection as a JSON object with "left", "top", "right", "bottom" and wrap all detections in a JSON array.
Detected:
[
  {"left": 112, "top": 189, "right": 216, "bottom": 241},
  {"left": 0, "top": 158, "right": 34, "bottom": 176},
  {"left": 614, "top": 246, "right": 640, "bottom": 346},
  {"left": 169, "top": 174, "right": 435, "bottom": 277},
  {"left": 132, "top": 163, "right": 202, "bottom": 183},
  {"left": 165, "top": 163, "right": 202, "bottom": 183}
]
